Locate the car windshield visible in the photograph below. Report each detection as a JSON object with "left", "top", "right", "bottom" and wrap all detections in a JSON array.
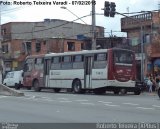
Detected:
[{"left": 6, "top": 73, "right": 10, "bottom": 78}]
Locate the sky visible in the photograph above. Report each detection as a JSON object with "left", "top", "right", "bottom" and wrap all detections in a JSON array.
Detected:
[{"left": 1, "top": 0, "right": 159, "bottom": 37}]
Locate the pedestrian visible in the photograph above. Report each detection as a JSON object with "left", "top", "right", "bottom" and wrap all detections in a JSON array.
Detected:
[
  {"left": 147, "top": 78, "right": 153, "bottom": 93},
  {"left": 155, "top": 74, "right": 159, "bottom": 91}
]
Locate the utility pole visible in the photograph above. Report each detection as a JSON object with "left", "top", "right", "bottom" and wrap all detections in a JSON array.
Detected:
[
  {"left": 91, "top": 0, "right": 96, "bottom": 50},
  {"left": 0, "top": 6, "right": 4, "bottom": 84}
]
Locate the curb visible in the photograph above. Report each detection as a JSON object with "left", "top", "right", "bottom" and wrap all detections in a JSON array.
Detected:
[
  {"left": 0, "top": 84, "right": 24, "bottom": 96},
  {"left": 141, "top": 92, "right": 157, "bottom": 96}
]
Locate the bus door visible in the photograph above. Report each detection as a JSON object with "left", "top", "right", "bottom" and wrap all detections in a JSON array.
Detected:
[
  {"left": 44, "top": 58, "right": 51, "bottom": 87},
  {"left": 84, "top": 56, "right": 93, "bottom": 89}
]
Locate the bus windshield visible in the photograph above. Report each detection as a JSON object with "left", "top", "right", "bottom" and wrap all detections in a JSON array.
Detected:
[{"left": 114, "top": 50, "right": 134, "bottom": 64}]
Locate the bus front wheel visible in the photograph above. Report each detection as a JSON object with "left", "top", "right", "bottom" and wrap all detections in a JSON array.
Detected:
[
  {"left": 120, "top": 89, "right": 127, "bottom": 95},
  {"left": 72, "top": 79, "right": 82, "bottom": 94},
  {"left": 33, "top": 80, "right": 41, "bottom": 92}
]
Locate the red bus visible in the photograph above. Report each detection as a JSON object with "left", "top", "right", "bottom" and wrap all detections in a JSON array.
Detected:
[{"left": 22, "top": 48, "right": 141, "bottom": 95}]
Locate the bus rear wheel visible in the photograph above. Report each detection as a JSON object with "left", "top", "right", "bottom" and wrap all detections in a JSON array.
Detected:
[
  {"left": 134, "top": 88, "right": 141, "bottom": 95},
  {"left": 72, "top": 79, "right": 82, "bottom": 94},
  {"left": 114, "top": 90, "right": 120, "bottom": 95},
  {"left": 33, "top": 80, "right": 41, "bottom": 92},
  {"left": 54, "top": 88, "right": 61, "bottom": 93}
]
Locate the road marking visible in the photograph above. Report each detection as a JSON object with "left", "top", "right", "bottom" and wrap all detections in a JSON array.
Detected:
[
  {"left": 123, "top": 103, "right": 139, "bottom": 106},
  {"left": 23, "top": 95, "right": 36, "bottom": 99},
  {"left": 41, "top": 97, "right": 51, "bottom": 99},
  {"left": 59, "top": 101, "right": 72, "bottom": 103},
  {"left": 105, "top": 104, "right": 120, "bottom": 107},
  {"left": 98, "top": 101, "right": 112, "bottom": 104},
  {"left": 136, "top": 107, "right": 154, "bottom": 110},
  {"left": 58, "top": 98, "right": 69, "bottom": 100},
  {"left": 43, "top": 99, "right": 56, "bottom": 102},
  {"left": 81, "top": 102, "right": 95, "bottom": 105},
  {"left": 0, "top": 96, "right": 7, "bottom": 99},
  {"left": 75, "top": 99, "right": 89, "bottom": 102},
  {"left": 152, "top": 105, "right": 160, "bottom": 108}
]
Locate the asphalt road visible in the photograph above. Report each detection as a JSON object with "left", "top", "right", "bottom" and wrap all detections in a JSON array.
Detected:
[{"left": 0, "top": 90, "right": 160, "bottom": 128}]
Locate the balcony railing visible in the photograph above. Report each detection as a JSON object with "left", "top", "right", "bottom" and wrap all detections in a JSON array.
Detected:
[{"left": 121, "top": 13, "right": 152, "bottom": 31}]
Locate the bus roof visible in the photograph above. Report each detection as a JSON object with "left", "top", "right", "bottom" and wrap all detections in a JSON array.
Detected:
[
  {"left": 45, "top": 48, "right": 134, "bottom": 58},
  {"left": 26, "top": 54, "right": 45, "bottom": 59}
]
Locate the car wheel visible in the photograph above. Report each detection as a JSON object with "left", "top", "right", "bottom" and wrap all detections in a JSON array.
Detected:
[{"left": 15, "top": 83, "right": 20, "bottom": 90}]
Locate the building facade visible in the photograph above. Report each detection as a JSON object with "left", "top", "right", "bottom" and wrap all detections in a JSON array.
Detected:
[
  {"left": 1, "top": 19, "right": 104, "bottom": 72},
  {"left": 121, "top": 11, "right": 160, "bottom": 79}
]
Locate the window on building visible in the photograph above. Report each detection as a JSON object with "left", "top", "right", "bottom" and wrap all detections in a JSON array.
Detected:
[
  {"left": 81, "top": 43, "right": 85, "bottom": 50},
  {"left": 144, "top": 34, "right": 150, "bottom": 44},
  {"left": 35, "top": 41, "right": 41, "bottom": 52},
  {"left": 2, "top": 28, "right": 6, "bottom": 35},
  {"left": 130, "top": 37, "right": 139, "bottom": 46},
  {"left": 67, "top": 42, "right": 75, "bottom": 51},
  {"left": 2, "top": 44, "right": 9, "bottom": 53},
  {"left": 23, "top": 41, "right": 31, "bottom": 54}
]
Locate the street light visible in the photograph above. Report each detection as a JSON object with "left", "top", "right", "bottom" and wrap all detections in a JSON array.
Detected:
[
  {"left": 0, "top": 6, "right": 4, "bottom": 84},
  {"left": 60, "top": 6, "right": 87, "bottom": 24}
]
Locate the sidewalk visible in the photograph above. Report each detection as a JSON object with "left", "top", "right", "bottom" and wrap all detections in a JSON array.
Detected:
[
  {"left": 141, "top": 91, "right": 158, "bottom": 96},
  {"left": 0, "top": 84, "right": 24, "bottom": 96}
]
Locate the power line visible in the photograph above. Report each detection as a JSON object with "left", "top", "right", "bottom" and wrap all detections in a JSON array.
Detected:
[{"left": 1, "top": 6, "right": 31, "bottom": 14}]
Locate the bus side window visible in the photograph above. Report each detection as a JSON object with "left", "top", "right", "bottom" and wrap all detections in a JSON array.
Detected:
[
  {"left": 61, "top": 56, "right": 72, "bottom": 69},
  {"left": 94, "top": 53, "right": 107, "bottom": 68},
  {"left": 73, "top": 55, "right": 84, "bottom": 69},
  {"left": 51, "top": 57, "right": 61, "bottom": 69}
]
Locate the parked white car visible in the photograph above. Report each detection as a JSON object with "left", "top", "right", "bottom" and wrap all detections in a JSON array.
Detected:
[{"left": 3, "top": 70, "right": 23, "bottom": 89}]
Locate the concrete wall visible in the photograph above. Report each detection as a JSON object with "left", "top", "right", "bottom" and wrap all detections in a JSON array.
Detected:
[{"left": 11, "top": 20, "right": 104, "bottom": 40}]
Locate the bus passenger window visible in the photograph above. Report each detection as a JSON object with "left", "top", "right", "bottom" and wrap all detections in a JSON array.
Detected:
[
  {"left": 93, "top": 53, "right": 107, "bottom": 68},
  {"left": 97, "top": 53, "right": 107, "bottom": 61},
  {"left": 52, "top": 57, "right": 60, "bottom": 64},
  {"left": 61, "top": 56, "right": 72, "bottom": 69},
  {"left": 51, "top": 57, "right": 61, "bottom": 70},
  {"left": 73, "top": 55, "right": 84, "bottom": 69}
]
